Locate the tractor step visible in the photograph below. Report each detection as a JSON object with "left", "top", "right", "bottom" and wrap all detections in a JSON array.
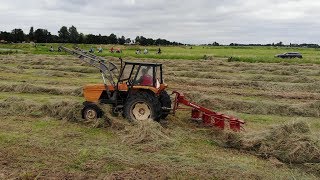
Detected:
[{"left": 162, "top": 107, "right": 172, "bottom": 110}]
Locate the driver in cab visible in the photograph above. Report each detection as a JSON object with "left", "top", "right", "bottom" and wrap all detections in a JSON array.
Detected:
[{"left": 137, "top": 68, "right": 153, "bottom": 86}]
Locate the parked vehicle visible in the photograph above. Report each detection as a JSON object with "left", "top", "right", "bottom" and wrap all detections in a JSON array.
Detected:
[{"left": 275, "top": 52, "right": 302, "bottom": 59}]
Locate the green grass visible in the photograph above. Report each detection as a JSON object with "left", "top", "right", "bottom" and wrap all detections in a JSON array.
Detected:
[{"left": 2, "top": 43, "right": 320, "bottom": 63}]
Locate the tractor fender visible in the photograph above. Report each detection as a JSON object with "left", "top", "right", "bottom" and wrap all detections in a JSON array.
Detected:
[
  {"left": 131, "top": 86, "right": 159, "bottom": 94},
  {"left": 127, "top": 88, "right": 157, "bottom": 97}
]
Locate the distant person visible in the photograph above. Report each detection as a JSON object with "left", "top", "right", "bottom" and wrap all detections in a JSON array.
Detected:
[
  {"left": 49, "top": 46, "right": 54, "bottom": 52},
  {"left": 157, "top": 48, "right": 161, "bottom": 54},
  {"left": 144, "top": 48, "right": 148, "bottom": 54},
  {"left": 136, "top": 49, "right": 141, "bottom": 54},
  {"left": 98, "top": 46, "right": 103, "bottom": 53},
  {"left": 116, "top": 48, "right": 122, "bottom": 53},
  {"left": 58, "top": 47, "right": 62, "bottom": 52},
  {"left": 89, "top": 47, "right": 94, "bottom": 53},
  {"left": 110, "top": 47, "right": 114, "bottom": 53}
]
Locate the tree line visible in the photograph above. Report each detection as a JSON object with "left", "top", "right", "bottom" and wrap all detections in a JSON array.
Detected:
[
  {"left": 0, "top": 26, "right": 183, "bottom": 46},
  {"left": 2, "top": 27, "right": 318, "bottom": 48},
  {"left": 204, "top": 42, "right": 320, "bottom": 48},
  {"left": 228, "top": 42, "right": 320, "bottom": 48}
]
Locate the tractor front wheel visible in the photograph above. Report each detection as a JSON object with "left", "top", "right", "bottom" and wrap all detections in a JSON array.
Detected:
[
  {"left": 82, "top": 103, "right": 103, "bottom": 122},
  {"left": 124, "top": 92, "right": 161, "bottom": 122}
]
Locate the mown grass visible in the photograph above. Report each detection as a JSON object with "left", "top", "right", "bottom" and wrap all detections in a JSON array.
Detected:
[
  {"left": 1, "top": 115, "right": 318, "bottom": 179},
  {"left": 0, "top": 53, "right": 320, "bottom": 179}
]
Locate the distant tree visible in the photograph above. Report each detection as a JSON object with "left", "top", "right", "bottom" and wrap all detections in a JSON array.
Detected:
[
  {"left": 85, "top": 34, "right": 97, "bottom": 44},
  {"left": 0, "top": 31, "right": 12, "bottom": 42},
  {"left": 78, "top": 33, "right": 85, "bottom": 44},
  {"left": 275, "top": 41, "right": 283, "bottom": 46},
  {"left": 46, "top": 31, "right": 54, "bottom": 43},
  {"left": 34, "top": 29, "right": 50, "bottom": 43},
  {"left": 125, "top": 38, "right": 131, "bottom": 44},
  {"left": 135, "top": 36, "right": 141, "bottom": 44},
  {"left": 0, "top": 26, "right": 184, "bottom": 45},
  {"left": 212, "top": 41, "right": 219, "bottom": 46},
  {"left": 68, "top": 25, "right": 79, "bottom": 43},
  {"left": 118, "top": 36, "right": 126, "bottom": 45},
  {"left": 58, "top": 26, "right": 69, "bottom": 42},
  {"left": 28, "top": 27, "right": 34, "bottom": 41},
  {"left": 137, "top": 36, "right": 147, "bottom": 45},
  {"left": 154, "top": 38, "right": 171, "bottom": 46},
  {"left": 11, "top": 29, "right": 25, "bottom": 42},
  {"left": 108, "top": 33, "right": 118, "bottom": 44},
  {"left": 100, "top": 35, "right": 109, "bottom": 44},
  {"left": 97, "top": 34, "right": 103, "bottom": 44},
  {"left": 154, "top": 38, "right": 161, "bottom": 45},
  {"left": 51, "top": 34, "right": 59, "bottom": 42},
  {"left": 146, "top": 38, "right": 155, "bottom": 45}
]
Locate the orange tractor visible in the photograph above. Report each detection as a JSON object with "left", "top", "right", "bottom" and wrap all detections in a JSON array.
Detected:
[{"left": 60, "top": 46, "right": 244, "bottom": 131}]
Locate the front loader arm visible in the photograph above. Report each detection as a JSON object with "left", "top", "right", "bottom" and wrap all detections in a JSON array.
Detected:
[{"left": 59, "top": 46, "right": 119, "bottom": 87}]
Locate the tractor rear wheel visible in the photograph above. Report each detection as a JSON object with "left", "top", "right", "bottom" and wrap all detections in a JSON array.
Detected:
[
  {"left": 124, "top": 92, "right": 161, "bottom": 122},
  {"left": 159, "top": 91, "right": 171, "bottom": 119}
]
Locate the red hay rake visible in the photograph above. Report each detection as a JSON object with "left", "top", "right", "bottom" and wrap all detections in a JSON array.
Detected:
[{"left": 172, "top": 91, "right": 245, "bottom": 131}]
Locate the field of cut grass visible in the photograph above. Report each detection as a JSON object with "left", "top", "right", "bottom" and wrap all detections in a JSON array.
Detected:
[
  {"left": 0, "top": 48, "right": 320, "bottom": 179},
  {"left": 1, "top": 43, "right": 320, "bottom": 63}
]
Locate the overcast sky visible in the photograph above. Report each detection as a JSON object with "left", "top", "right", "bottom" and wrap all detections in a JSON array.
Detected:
[{"left": 0, "top": 0, "right": 319, "bottom": 44}]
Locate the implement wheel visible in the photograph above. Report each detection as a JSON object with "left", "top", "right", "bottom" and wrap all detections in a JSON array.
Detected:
[{"left": 124, "top": 92, "right": 161, "bottom": 122}]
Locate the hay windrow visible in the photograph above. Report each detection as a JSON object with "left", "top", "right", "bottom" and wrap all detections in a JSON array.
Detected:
[
  {"left": 0, "top": 97, "right": 83, "bottom": 121},
  {"left": 35, "top": 70, "right": 87, "bottom": 78},
  {"left": 184, "top": 91, "right": 320, "bottom": 117},
  {"left": 97, "top": 104, "right": 131, "bottom": 130},
  {"left": 0, "top": 83, "right": 82, "bottom": 96},
  {"left": 121, "top": 119, "right": 173, "bottom": 150},
  {"left": 0, "top": 97, "right": 125, "bottom": 129},
  {"left": 41, "top": 100, "right": 83, "bottom": 121},
  {"left": 0, "top": 97, "right": 40, "bottom": 116},
  {"left": 214, "top": 121, "right": 320, "bottom": 164},
  {"left": 97, "top": 104, "right": 173, "bottom": 150}
]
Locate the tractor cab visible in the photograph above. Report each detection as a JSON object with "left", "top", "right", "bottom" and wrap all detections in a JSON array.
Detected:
[{"left": 118, "top": 62, "right": 166, "bottom": 93}]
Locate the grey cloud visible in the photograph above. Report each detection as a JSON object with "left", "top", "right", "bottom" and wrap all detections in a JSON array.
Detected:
[{"left": 0, "top": 0, "right": 319, "bottom": 44}]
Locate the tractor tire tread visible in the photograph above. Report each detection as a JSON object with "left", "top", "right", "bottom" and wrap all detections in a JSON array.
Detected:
[{"left": 124, "top": 91, "right": 162, "bottom": 121}]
